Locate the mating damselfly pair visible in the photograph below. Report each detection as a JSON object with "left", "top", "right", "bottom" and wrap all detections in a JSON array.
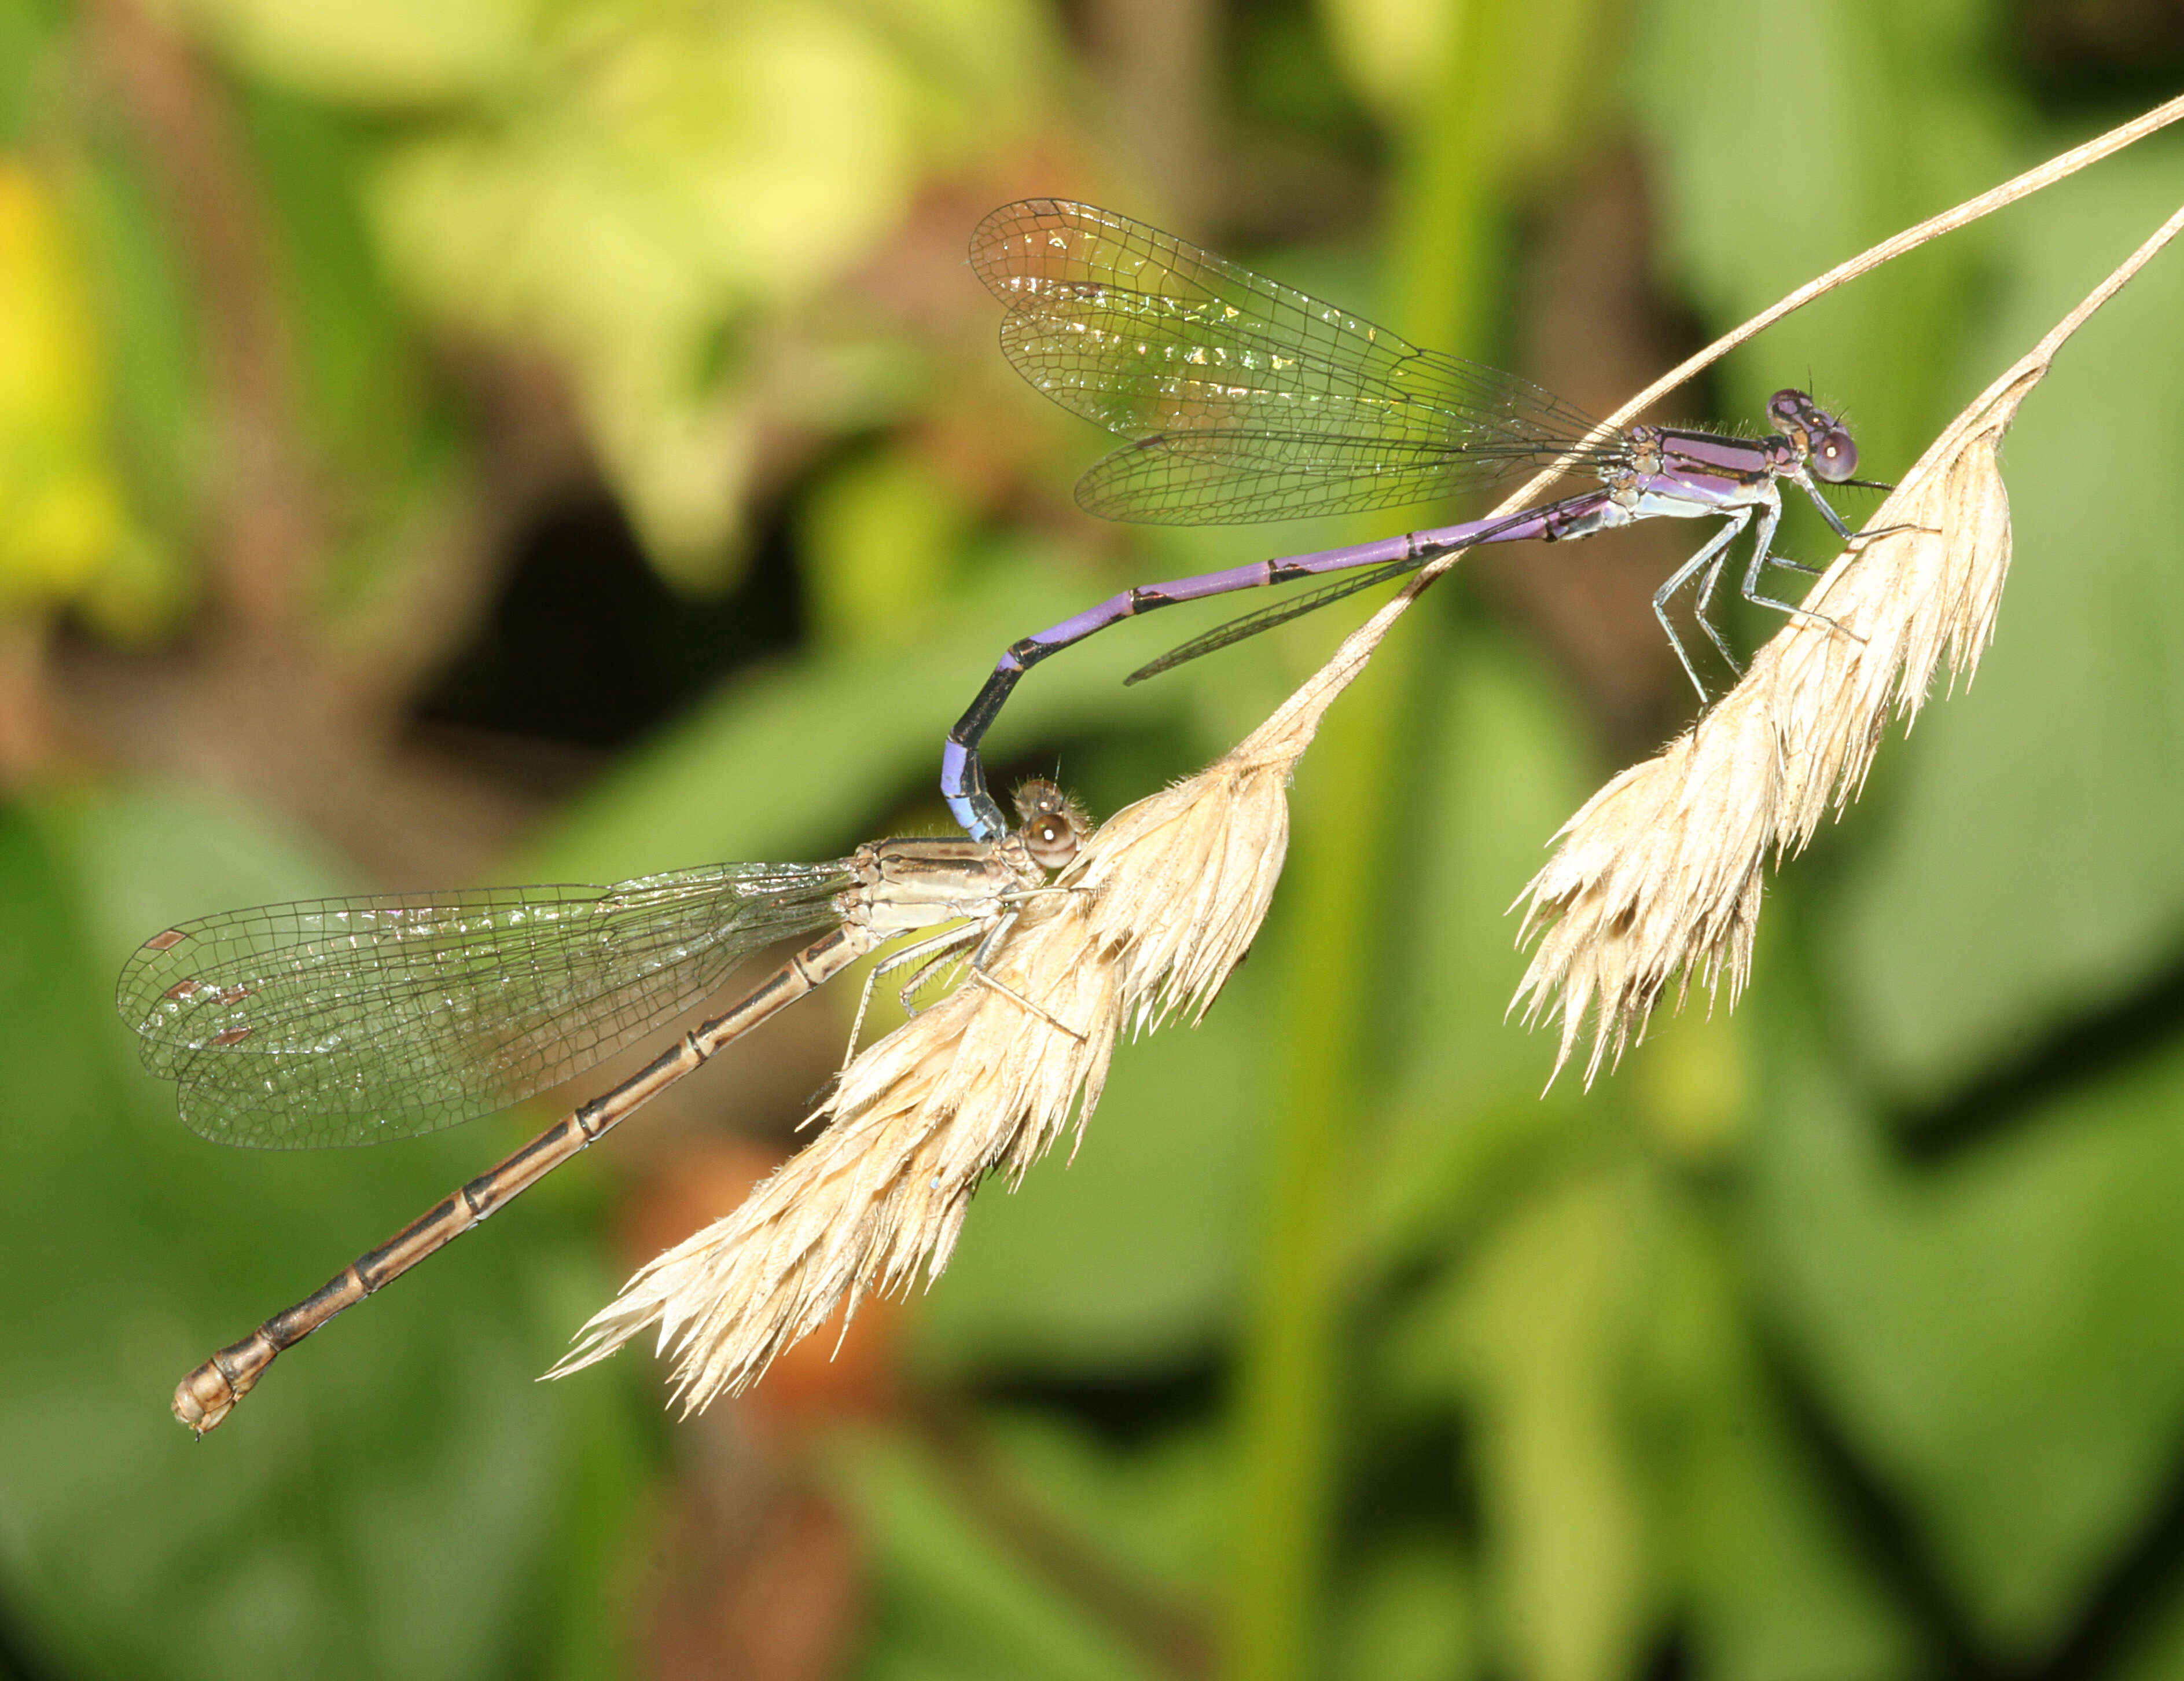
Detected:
[{"left": 126, "top": 200, "right": 1882, "bottom": 1431}]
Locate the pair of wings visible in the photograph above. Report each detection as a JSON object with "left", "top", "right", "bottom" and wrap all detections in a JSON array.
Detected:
[
  {"left": 125, "top": 207, "right": 1595, "bottom": 1152},
  {"left": 972, "top": 199, "right": 1613, "bottom": 526},
  {"left": 116, "top": 862, "right": 852, "bottom": 1148}
]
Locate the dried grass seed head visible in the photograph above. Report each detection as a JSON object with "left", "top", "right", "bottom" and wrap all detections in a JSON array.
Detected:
[
  {"left": 551, "top": 725, "right": 1312, "bottom": 1413},
  {"left": 1513, "top": 366, "right": 2033, "bottom": 1083},
  {"left": 554, "top": 857, "right": 1117, "bottom": 1412}
]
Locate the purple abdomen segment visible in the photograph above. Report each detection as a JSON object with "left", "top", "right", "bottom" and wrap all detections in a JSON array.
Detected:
[{"left": 939, "top": 493, "right": 1619, "bottom": 837}]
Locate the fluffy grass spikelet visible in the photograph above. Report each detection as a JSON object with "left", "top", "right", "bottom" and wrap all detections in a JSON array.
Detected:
[
  {"left": 551, "top": 700, "right": 1326, "bottom": 1410},
  {"left": 1511, "top": 362, "right": 2035, "bottom": 1082}
]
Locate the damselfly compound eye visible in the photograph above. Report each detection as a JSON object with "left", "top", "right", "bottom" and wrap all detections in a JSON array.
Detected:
[
  {"left": 1811, "top": 425, "right": 1859, "bottom": 483},
  {"left": 1012, "top": 778, "right": 1088, "bottom": 870},
  {"left": 1025, "top": 816, "right": 1076, "bottom": 869},
  {"left": 1766, "top": 388, "right": 1814, "bottom": 434}
]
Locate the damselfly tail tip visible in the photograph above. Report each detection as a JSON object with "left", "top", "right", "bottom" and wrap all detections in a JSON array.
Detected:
[
  {"left": 171, "top": 1327, "right": 274, "bottom": 1434},
  {"left": 172, "top": 1361, "right": 234, "bottom": 1436}
]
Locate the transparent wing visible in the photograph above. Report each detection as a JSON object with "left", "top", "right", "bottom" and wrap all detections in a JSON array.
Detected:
[
  {"left": 116, "top": 862, "right": 853, "bottom": 1148},
  {"left": 973, "top": 200, "right": 1612, "bottom": 523},
  {"left": 1073, "top": 430, "right": 1594, "bottom": 524}
]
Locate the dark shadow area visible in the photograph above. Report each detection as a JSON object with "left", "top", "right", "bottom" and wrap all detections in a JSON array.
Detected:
[
  {"left": 1760, "top": 1330, "right": 1990, "bottom": 1680},
  {"left": 2010, "top": 0, "right": 2184, "bottom": 118},
  {"left": 0, "top": 1603, "right": 57, "bottom": 1681},
  {"left": 416, "top": 491, "right": 804, "bottom": 753},
  {"left": 2032, "top": 1438, "right": 2184, "bottom": 1681},
  {"left": 1341, "top": 1400, "right": 1473, "bottom": 1545},
  {"left": 1641, "top": 1628, "right": 1695, "bottom": 1681},
  {"left": 970, "top": 1359, "right": 1226, "bottom": 1451},
  {"left": 1766, "top": 1326, "right": 2184, "bottom": 1681},
  {"left": 917, "top": 1381, "right": 1217, "bottom": 1678},
  {"left": 1891, "top": 950, "right": 2184, "bottom": 1161}
]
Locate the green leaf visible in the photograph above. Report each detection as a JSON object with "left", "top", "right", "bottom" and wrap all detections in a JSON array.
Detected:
[
  {"left": 361, "top": 0, "right": 1042, "bottom": 578},
  {"left": 1758, "top": 1009, "right": 2184, "bottom": 1654},
  {"left": 1353, "top": 623, "right": 1601, "bottom": 1266},
  {"left": 801, "top": 446, "right": 975, "bottom": 654},
  {"left": 1648, "top": 1210, "right": 1922, "bottom": 1681},
  {"left": 0, "top": 786, "right": 653, "bottom": 1681},
  {"left": 825, "top": 1427, "right": 1164, "bottom": 1681},
  {"left": 970, "top": 1410, "right": 1226, "bottom": 1605},
  {"left": 1391, "top": 1164, "right": 1664, "bottom": 1681},
  {"left": 1332, "top": 1537, "right": 1481, "bottom": 1681},
  {"left": 174, "top": 0, "right": 532, "bottom": 107}
]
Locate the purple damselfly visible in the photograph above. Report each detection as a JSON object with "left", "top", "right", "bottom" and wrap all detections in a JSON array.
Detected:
[
  {"left": 940, "top": 200, "right": 1883, "bottom": 840},
  {"left": 124, "top": 783, "right": 1088, "bottom": 1433}
]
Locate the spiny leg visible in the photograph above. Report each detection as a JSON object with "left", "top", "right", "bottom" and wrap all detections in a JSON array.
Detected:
[
  {"left": 1795, "top": 475, "right": 1944, "bottom": 563},
  {"left": 1740, "top": 499, "right": 1866, "bottom": 644},
  {"left": 1655, "top": 509, "right": 1752, "bottom": 700},
  {"left": 1773, "top": 478, "right": 1867, "bottom": 572},
  {"left": 951, "top": 905, "right": 1083, "bottom": 1038},
  {"left": 1799, "top": 477, "right": 1941, "bottom": 554},
  {"left": 844, "top": 923, "right": 985, "bottom": 1062},
  {"left": 1846, "top": 521, "right": 1935, "bottom": 549},
  {"left": 850, "top": 911, "right": 1087, "bottom": 1049},
  {"left": 1692, "top": 537, "right": 1747, "bottom": 674},
  {"left": 1698, "top": 502, "right": 1778, "bottom": 673},
  {"left": 1796, "top": 478, "right": 1857, "bottom": 543},
  {"left": 894, "top": 929, "right": 988, "bottom": 1015},
  {"left": 968, "top": 967, "right": 1086, "bottom": 1041}
]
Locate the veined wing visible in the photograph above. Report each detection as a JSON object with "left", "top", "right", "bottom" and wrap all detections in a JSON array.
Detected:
[
  {"left": 973, "top": 200, "right": 1609, "bottom": 521},
  {"left": 1073, "top": 428, "right": 1615, "bottom": 524},
  {"left": 117, "top": 861, "right": 854, "bottom": 1148}
]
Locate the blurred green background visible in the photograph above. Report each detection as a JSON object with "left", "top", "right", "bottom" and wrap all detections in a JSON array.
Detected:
[{"left": 2, "top": 1, "right": 2182, "bottom": 1678}]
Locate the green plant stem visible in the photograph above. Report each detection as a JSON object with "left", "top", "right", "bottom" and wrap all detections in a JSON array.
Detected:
[
  {"left": 1225, "top": 627, "right": 1428, "bottom": 1681},
  {"left": 1221, "top": 3, "right": 1509, "bottom": 1674}
]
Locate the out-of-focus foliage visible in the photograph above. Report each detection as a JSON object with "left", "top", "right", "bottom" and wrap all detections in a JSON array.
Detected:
[
  {"left": 0, "top": 162, "right": 144, "bottom": 626},
  {"left": 0, "top": 787, "right": 651, "bottom": 1680},
  {"left": 2, "top": 1, "right": 2183, "bottom": 1679},
  {"left": 216, "top": 0, "right": 1059, "bottom": 578}
]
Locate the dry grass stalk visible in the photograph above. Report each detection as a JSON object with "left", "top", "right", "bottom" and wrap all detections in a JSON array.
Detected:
[
  {"left": 1510, "top": 200, "right": 2184, "bottom": 1082},
  {"left": 553, "top": 687, "right": 1347, "bottom": 1410}
]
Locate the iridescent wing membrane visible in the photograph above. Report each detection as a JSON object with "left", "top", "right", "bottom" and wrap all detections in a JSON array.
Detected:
[
  {"left": 970, "top": 199, "right": 1615, "bottom": 524},
  {"left": 116, "top": 862, "right": 854, "bottom": 1148}
]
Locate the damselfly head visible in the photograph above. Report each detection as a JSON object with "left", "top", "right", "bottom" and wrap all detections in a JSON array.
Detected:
[
  {"left": 1012, "top": 779, "right": 1091, "bottom": 872},
  {"left": 1768, "top": 388, "right": 1859, "bottom": 483}
]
